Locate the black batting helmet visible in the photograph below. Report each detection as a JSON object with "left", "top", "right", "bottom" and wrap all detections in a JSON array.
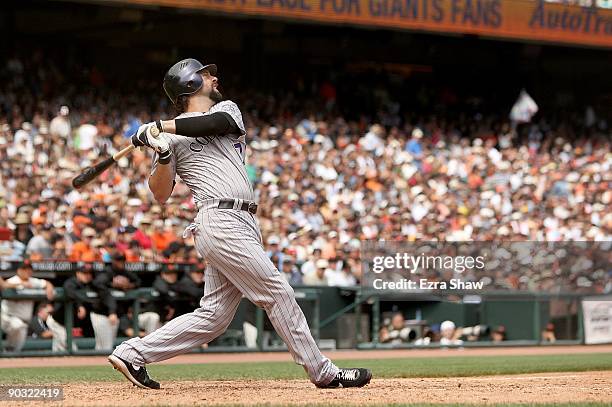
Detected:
[{"left": 163, "top": 58, "right": 217, "bottom": 105}]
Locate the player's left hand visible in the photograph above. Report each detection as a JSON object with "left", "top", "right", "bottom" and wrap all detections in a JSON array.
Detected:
[
  {"left": 133, "top": 122, "right": 173, "bottom": 164},
  {"left": 131, "top": 122, "right": 159, "bottom": 148}
]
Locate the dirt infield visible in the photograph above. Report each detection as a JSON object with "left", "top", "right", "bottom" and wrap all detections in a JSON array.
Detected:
[
  {"left": 2, "top": 344, "right": 612, "bottom": 369},
  {"left": 7, "top": 371, "right": 612, "bottom": 406},
  {"left": 2, "top": 346, "right": 612, "bottom": 406}
]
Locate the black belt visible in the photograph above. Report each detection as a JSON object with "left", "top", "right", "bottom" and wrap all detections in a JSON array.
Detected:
[{"left": 218, "top": 199, "right": 258, "bottom": 215}]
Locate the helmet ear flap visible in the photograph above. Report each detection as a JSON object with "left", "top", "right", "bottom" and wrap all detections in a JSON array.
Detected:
[{"left": 188, "top": 72, "right": 204, "bottom": 93}]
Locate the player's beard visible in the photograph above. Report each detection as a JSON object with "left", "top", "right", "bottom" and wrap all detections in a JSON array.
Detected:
[{"left": 210, "top": 88, "right": 223, "bottom": 103}]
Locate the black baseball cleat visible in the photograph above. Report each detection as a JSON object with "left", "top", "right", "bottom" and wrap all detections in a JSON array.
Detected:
[
  {"left": 108, "top": 355, "right": 160, "bottom": 389},
  {"left": 317, "top": 368, "right": 372, "bottom": 388}
]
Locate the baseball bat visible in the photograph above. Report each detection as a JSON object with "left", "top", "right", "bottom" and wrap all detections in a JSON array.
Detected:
[{"left": 71, "top": 126, "right": 160, "bottom": 190}]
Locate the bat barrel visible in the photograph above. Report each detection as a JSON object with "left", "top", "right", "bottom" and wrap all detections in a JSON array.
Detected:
[{"left": 71, "top": 156, "right": 116, "bottom": 189}]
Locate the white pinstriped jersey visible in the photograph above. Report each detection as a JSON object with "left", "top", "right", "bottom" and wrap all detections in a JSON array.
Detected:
[
  {"left": 117, "top": 105, "right": 339, "bottom": 386},
  {"left": 151, "top": 100, "right": 254, "bottom": 203}
]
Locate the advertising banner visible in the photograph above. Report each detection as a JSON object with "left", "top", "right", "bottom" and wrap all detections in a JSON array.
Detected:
[
  {"left": 583, "top": 296, "right": 612, "bottom": 344},
  {"left": 111, "top": 0, "right": 612, "bottom": 47}
]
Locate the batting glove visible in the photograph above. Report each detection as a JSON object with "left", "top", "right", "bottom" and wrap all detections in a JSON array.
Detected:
[
  {"left": 151, "top": 135, "right": 173, "bottom": 165},
  {"left": 158, "top": 149, "right": 173, "bottom": 165},
  {"left": 131, "top": 121, "right": 163, "bottom": 148}
]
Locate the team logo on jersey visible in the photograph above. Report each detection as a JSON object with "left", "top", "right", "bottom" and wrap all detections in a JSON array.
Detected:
[{"left": 189, "top": 135, "right": 218, "bottom": 152}]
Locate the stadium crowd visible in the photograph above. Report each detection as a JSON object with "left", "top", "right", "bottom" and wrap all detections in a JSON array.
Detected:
[{"left": 0, "top": 53, "right": 610, "bottom": 296}]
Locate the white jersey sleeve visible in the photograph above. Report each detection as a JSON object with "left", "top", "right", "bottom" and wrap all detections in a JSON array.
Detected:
[{"left": 209, "top": 100, "right": 246, "bottom": 135}]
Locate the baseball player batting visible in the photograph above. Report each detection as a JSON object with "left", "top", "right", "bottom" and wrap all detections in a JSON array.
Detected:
[{"left": 108, "top": 58, "right": 372, "bottom": 389}]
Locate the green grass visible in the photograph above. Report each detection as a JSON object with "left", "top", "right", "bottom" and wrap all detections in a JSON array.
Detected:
[{"left": 0, "top": 352, "right": 610, "bottom": 384}]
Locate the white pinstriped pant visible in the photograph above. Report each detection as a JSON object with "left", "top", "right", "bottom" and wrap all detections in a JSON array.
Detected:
[{"left": 113, "top": 201, "right": 338, "bottom": 385}]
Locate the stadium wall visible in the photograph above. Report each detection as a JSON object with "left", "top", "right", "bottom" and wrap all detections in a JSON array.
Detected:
[{"left": 96, "top": 0, "right": 612, "bottom": 48}]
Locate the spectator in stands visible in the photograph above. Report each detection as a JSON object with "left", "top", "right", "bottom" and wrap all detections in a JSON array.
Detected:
[
  {"left": 70, "top": 214, "right": 92, "bottom": 243},
  {"left": 69, "top": 227, "right": 98, "bottom": 261},
  {"left": 90, "top": 202, "right": 112, "bottom": 233},
  {"left": 321, "top": 231, "right": 339, "bottom": 260},
  {"left": 75, "top": 118, "right": 97, "bottom": 153},
  {"left": 28, "top": 302, "right": 53, "bottom": 340},
  {"left": 266, "top": 235, "right": 284, "bottom": 270},
  {"left": 0, "top": 259, "right": 55, "bottom": 352},
  {"left": 0, "top": 228, "right": 26, "bottom": 261},
  {"left": 359, "top": 124, "right": 385, "bottom": 154},
  {"left": 175, "top": 264, "right": 205, "bottom": 315},
  {"left": 26, "top": 224, "right": 53, "bottom": 259},
  {"left": 303, "top": 259, "right": 330, "bottom": 286},
  {"left": 49, "top": 105, "right": 71, "bottom": 142},
  {"left": 98, "top": 239, "right": 114, "bottom": 263},
  {"left": 12, "top": 212, "right": 33, "bottom": 247},
  {"left": 299, "top": 248, "right": 321, "bottom": 277},
  {"left": 406, "top": 127, "right": 424, "bottom": 159},
  {"left": 328, "top": 261, "right": 357, "bottom": 287},
  {"left": 345, "top": 246, "right": 362, "bottom": 282},
  {"left": 124, "top": 240, "right": 142, "bottom": 262},
  {"left": 151, "top": 219, "right": 176, "bottom": 253},
  {"left": 90, "top": 253, "right": 140, "bottom": 350},
  {"left": 161, "top": 241, "right": 187, "bottom": 263},
  {"left": 49, "top": 228, "right": 69, "bottom": 259},
  {"left": 114, "top": 227, "right": 131, "bottom": 255},
  {"left": 280, "top": 255, "right": 302, "bottom": 286},
  {"left": 0, "top": 50, "right": 609, "bottom": 297},
  {"left": 133, "top": 216, "right": 154, "bottom": 250}
]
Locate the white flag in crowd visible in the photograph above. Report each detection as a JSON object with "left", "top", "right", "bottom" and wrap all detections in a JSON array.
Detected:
[{"left": 510, "top": 90, "right": 539, "bottom": 123}]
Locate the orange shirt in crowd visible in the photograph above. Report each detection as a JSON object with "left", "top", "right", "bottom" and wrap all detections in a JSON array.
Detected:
[
  {"left": 124, "top": 249, "right": 140, "bottom": 262},
  {"left": 151, "top": 231, "right": 176, "bottom": 252},
  {"left": 69, "top": 242, "right": 98, "bottom": 261}
]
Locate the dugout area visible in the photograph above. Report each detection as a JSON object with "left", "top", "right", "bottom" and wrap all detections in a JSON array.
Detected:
[{"left": 0, "top": 282, "right": 595, "bottom": 355}]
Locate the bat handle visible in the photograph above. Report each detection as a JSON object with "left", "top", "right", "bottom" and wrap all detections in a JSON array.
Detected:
[
  {"left": 113, "top": 144, "right": 136, "bottom": 161},
  {"left": 112, "top": 124, "right": 160, "bottom": 161}
]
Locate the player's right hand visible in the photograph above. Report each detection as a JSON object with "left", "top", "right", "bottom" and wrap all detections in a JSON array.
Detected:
[
  {"left": 151, "top": 135, "right": 173, "bottom": 165},
  {"left": 149, "top": 133, "right": 170, "bottom": 154},
  {"left": 131, "top": 122, "right": 158, "bottom": 148}
]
